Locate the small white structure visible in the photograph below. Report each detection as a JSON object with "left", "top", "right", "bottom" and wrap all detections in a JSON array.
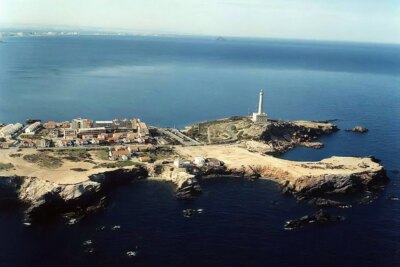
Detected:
[
  {"left": 174, "top": 159, "right": 191, "bottom": 168},
  {"left": 252, "top": 90, "right": 268, "bottom": 123},
  {"left": 25, "top": 121, "right": 41, "bottom": 134},
  {"left": 174, "top": 159, "right": 184, "bottom": 168},
  {"left": 193, "top": 157, "right": 206, "bottom": 167}
]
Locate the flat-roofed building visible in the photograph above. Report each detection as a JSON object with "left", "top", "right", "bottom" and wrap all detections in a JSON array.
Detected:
[
  {"left": 56, "top": 139, "right": 72, "bottom": 147},
  {"left": 78, "top": 127, "right": 106, "bottom": 135},
  {"left": 109, "top": 150, "right": 130, "bottom": 161},
  {"left": 71, "top": 118, "right": 93, "bottom": 129},
  {"left": 112, "top": 118, "right": 132, "bottom": 129},
  {"left": 63, "top": 129, "right": 78, "bottom": 138},
  {"left": 36, "top": 139, "right": 51, "bottom": 148},
  {"left": 131, "top": 118, "right": 138, "bottom": 131},
  {"left": 60, "top": 121, "right": 70, "bottom": 128},
  {"left": 97, "top": 133, "right": 109, "bottom": 140},
  {"left": 43, "top": 121, "right": 57, "bottom": 129},
  {"left": 95, "top": 121, "right": 113, "bottom": 128},
  {"left": 138, "top": 121, "right": 149, "bottom": 137},
  {"left": 0, "top": 123, "right": 23, "bottom": 139},
  {"left": 25, "top": 121, "right": 41, "bottom": 134}
]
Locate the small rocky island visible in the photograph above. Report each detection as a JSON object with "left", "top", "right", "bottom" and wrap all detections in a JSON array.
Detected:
[
  {"left": 346, "top": 125, "right": 369, "bottom": 133},
  {"left": 0, "top": 91, "right": 388, "bottom": 223}
]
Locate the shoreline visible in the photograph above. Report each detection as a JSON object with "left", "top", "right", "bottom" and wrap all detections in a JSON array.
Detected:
[{"left": 0, "top": 117, "right": 389, "bottom": 222}]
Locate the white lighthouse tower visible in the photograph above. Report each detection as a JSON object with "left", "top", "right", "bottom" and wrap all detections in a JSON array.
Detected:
[{"left": 252, "top": 89, "right": 268, "bottom": 123}]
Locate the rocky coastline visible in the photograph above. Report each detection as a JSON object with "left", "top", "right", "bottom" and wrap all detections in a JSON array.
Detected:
[
  {"left": 0, "top": 117, "right": 390, "bottom": 223},
  {"left": 148, "top": 155, "right": 388, "bottom": 201},
  {"left": 0, "top": 167, "right": 148, "bottom": 222},
  {"left": 0, "top": 155, "right": 388, "bottom": 222}
]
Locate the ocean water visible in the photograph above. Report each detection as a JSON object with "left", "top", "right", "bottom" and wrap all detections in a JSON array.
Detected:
[{"left": 0, "top": 36, "right": 399, "bottom": 266}]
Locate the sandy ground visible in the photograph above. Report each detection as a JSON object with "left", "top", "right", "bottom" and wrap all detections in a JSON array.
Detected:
[
  {"left": 175, "top": 144, "right": 382, "bottom": 182},
  {"left": 0, "top": 144, "right": 383, "bottom": 185},
  {"left": 0, "top": 148, "right": 120, "bottom": 184}
]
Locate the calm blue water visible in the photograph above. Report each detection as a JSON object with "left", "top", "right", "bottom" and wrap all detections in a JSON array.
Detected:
[{"left": 0, "top": 36, "right": 399, "bottom": 266}]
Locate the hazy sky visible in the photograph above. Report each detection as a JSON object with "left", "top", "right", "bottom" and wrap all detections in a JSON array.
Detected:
[{"left": 1, "top": 0, "right": 399, "bottom": 43}]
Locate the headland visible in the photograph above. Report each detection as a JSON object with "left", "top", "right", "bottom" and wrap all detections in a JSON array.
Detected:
[{"left": 0, "top": 91, "right": 388, "bottom": 223}]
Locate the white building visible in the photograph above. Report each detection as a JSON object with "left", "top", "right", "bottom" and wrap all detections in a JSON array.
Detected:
[
  {"left": 0, "top": 123, "right": 23, "bottom": 138},
  {"left": 63, "top": 129, "right": 77, "bottom": 138},
  {"left": 25, "top": 121, "right": 41, "bottom": 134},
  {"left": 174, "top": 159, "right": 192, "bottom": 168},
  {"left": 71, "top": 118, "right": 93, "bottom": 129},
  {"left": 138, "top": 121, "right": 149, "bottom": 137},
  {"left": 78, "top": 127, "right": 106, "bottom": 135},
  {"left": 252, "top": 90, "right": 268, "bottom": 123},
  {"left": 95, "top": 121, "right": 113, "bottom": 128},
  {"left": 193, "top": 157, "right": 206, "bottom": 167}
]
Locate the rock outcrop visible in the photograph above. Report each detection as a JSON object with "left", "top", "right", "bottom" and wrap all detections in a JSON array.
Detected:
[
  {"left": 260, "top": 120, "right": 338, "bottom": 154},
  {"left": 184, "top": 117, "right": 338, "bottom": 155},
  {"left": 284, "top": 209, "right": 345, "bottom": 230},
  {"left": 284, "top": 165, "right": 388, "bottom": 199},
  {"left": 0, "top": 166, "right": 147, "bottom": 222},
  {"left": 346, "top": 126, "right": 368, "bottom": 133},
  {"left": 176, "top": 146, "right": 388, "bottom": 201},
  {"left": 147, "top": 164, "right": 201, "bottom": 199}
]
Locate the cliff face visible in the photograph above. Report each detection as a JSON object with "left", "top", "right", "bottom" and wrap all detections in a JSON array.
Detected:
[
  {"left": 148, "top": 164, "right": 195, "bottom": 187},
  {"left": 147, "top": 164, "right": 201, "bottom": 199},
  {"left": 175, "top": 146, "right": 388, "bottom": 200},
  {"left": 0, "top": 166, "right": 147, "bottom": 222},
  {"left": 18, "top": 177, "right": 101, "bottom": 204},
  {"left": 260, "top": 120, "right": 338, "bottom": 154},
  {"left": 287, "top": 167, "right": 388, "bottom": 198}
]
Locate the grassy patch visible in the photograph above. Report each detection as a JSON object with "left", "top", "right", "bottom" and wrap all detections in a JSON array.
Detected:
[
  {"left": 23, "top": 153, "right": 63, "bottom": 169},
  {"left": 56, "top": 149, "right": 92, "bottom": 162},
  {"left": 19, "top": 134, "right": 44, "bottom": 140},
  {"left": 93, "top": 161, "right": 140, "bottom": 169},
  {"left": 0, "top": 163, "right": 14, "bottom": 171},
  {"left": 70, "top": 168, "right": 88, "bottom": 172},
  {"left": 93, "top": 149, "right": 109, "bottom": 161},
  {"left": 9, "top": 153, "right": 22, "bottom": 158}
]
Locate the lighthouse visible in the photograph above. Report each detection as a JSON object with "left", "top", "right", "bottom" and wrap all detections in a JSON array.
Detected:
[{"left": 252, "top": 89, "right": 268, "bottom": 123}]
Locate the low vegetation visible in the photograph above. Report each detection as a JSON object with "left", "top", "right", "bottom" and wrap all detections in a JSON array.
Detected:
[
  {"left": 19, "top": 134, "right": 42, "bottom": 140},
  {"left": 56, "top": 149, "right": 92, "bottom": 162},
  {"left": 23, "top": 153, "right": 63, "bottom": 169},
  {"left": 9, "top": 153, "right": 22, "bottom": 158},
  {"left": 93, "top": 161, "right": 140, "bottom": 169},
  {"left": 0, "top": 163, "right": 14, "bottom": 171},
  {"left": 186, "top": 117, "right": 262, "bottom": 144},
  {"left": 93, "top": 149, "right": 109, "bottom": 161},
  {"left": 70, "top": 168, "right": 88, "bottom": 172}
]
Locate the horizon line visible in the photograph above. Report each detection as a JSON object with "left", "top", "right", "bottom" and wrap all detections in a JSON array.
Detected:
[{"left": 1, "top": 23, "right": 399, "bottom": 46}]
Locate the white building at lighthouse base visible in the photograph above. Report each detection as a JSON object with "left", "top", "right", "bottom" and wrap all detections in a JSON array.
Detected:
[{"left": 252, "top": 112, "right": 268, "bottom": 123}]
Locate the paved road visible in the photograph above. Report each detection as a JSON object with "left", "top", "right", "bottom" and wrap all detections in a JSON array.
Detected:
[{"left": 157, "top": 128, "right": 201, "bottom": 146}]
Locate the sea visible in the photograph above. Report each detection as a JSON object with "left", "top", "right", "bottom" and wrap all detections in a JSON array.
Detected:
[{"left": 0, "top": 35, "right": 399, "bottom": 267}]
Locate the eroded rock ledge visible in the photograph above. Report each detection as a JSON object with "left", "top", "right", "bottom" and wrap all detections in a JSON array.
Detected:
[
  {"left": 0, "top": 167, "right": 147, "bottom": 222},
  {"left": 173, "top": 145, "right": 388, "bottom": 200}
]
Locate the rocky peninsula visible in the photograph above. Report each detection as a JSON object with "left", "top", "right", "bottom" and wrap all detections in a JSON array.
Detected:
[{"left": 0, "top": 117, "right": 388, "bottom": 223}]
